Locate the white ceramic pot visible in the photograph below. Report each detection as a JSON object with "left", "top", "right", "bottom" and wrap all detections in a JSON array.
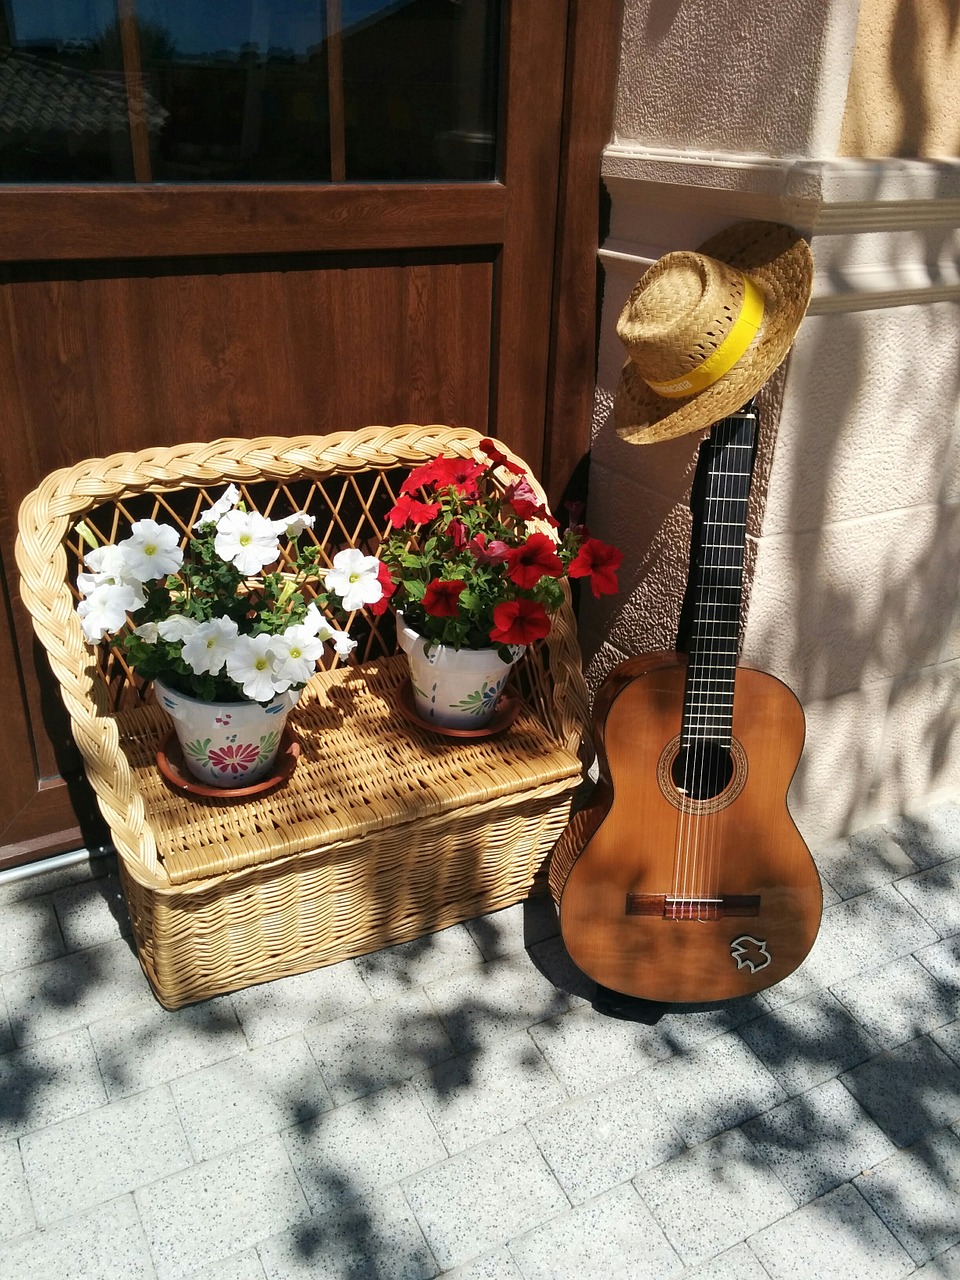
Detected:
[
  {"left": 396, "top": 618, "right": 524, "bottom": 729},
  {"left": 154, "top": 679, "right": 301, "bottom": 788}
]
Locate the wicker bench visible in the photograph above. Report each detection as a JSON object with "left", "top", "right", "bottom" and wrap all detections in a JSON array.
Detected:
[{"left": 16, "top": 425, "right": 588, "bottom": 1008}]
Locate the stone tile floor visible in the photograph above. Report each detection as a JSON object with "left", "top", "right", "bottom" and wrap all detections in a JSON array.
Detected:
[{"left": 1, "top": 800, "right": 959, "bottom": 1278}]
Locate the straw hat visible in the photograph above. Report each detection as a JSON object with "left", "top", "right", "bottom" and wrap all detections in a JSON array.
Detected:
[{"left": 614, "top": 221, "right": 814, "bottom": 445}]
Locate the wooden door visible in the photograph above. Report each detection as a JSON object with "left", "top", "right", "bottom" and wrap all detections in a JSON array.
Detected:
[{"left": 0, "top": 0, "right": 620, "bottom": 868}]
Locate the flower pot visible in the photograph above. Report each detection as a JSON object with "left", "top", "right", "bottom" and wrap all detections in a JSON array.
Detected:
[
  {"left": 154, "top": 680, "right": 301, "bottom": 789},
  {"left": 396, "top": 618, "right": 524, "bottom": 729}
]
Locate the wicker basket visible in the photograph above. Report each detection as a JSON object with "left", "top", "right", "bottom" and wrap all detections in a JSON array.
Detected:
[{"left": 16, "top": 425, "right": 588, "bottom": 1008}]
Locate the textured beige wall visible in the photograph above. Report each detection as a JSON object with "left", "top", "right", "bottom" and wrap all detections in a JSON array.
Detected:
[
  {"left": 583, "top": 0, "right": 960, "bottom": 845},
  {"left": 839, "top": 0, "right": 960, "bottom": 157}
]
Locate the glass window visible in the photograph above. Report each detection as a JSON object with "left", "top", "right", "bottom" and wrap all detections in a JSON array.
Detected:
[{"left": 0, "top": 0, "right": 500, "bottom": 183}]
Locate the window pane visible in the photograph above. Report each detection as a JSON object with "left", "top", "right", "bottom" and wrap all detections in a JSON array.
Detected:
[
  {"left": 342, "top": 0, "right": 500, "bottom": 181},
  {"left": 135, "top": 0, "right": 331, "bottom": 181},
  {"left": 0, "top": 0, "right": 136, "bottom": 181}
]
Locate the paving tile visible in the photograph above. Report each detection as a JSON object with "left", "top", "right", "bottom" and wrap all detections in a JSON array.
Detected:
[
  {"left": 0, "top": 1138, "right": 34, "bottom": 1242},
  {"left": 841, "top": 1035, "right": 960, "bottom": 1147},
  {"left": 746, "top": 1182, "right": 915, "bottom": 1278},
  {"left": 135, "top": 1133, "right": 310, "bottom": 1280},
  {"left": 463, "top": 897, "right": 560, "bottom": 962},
  {"left": 1, "top": 936, "right": 157, "bottom": 1046},
  {"left": 20, "top": 1084, "right": 192, "bottom": 1225},
  {"left": 0, "top": 895, "right": 65, "bottom": 974},
  {"left": 401, "top": 1127, "right": 567, "bottom": 1273},
  {"left": 683, "top": 1244, "right": 772, "bottom": 1279},
  {"left": 410, "top": 1033, "right": 565, "bottom": 1155},
  {"left": 229, "top": 960, "right": 373, "bottom": 1048},
  {"left": 354, "top": 923, "right": 484, "bottom": 999},
  {"left": 526, "top": 1072, "right": 685, "bottom": 1205},
  {"left": 762, "top": 884, "right": 939, "bottom": 1010},
  {"left": 0, "top": 1193, "right": 156, "bottom": 1279},
  {"left": 932, "top": 1019, "right": 960, "bottom": 1067},
  {"left": 634, "top": 1129, "right": 796, "bottom": 1267},
  {"left": 305, "top": 988, "right": 457, "bottom": 1105},
  {"left": 886, "top": 802, "right": 960, "bottom": 869},
  {"left": 442, "top": 1247, "right": 524, "bottom": 1279},
  {"left": 910, "top": 1241, "right": 960, "bottom": 1277},
  {"left": 813, "top": 824, "right": 920, "bottom": 900},
  {"left": 737, "top": 989, "right": 880, "bottom": 1094},
  {"left": 51, "top": 874, "right": 132, "bottom": 951},
  {"left": 0, "top": 1026, "right": 107, "bottom": 1141},
  {"left": 741, "top": 1078, "right": 897, "bottom": 1203},
  {"left": 916, "top": 935, "right": 960, "bottom": 996},
  {"left": 282, "top": 1081, "right": 447, "bottom": 1217},
  {"left": 645, "top": 1032, "right": 786, "bottom": 1145},
  {"left": 831, "top": 954, "right": 960, "bottom": 1050},
  {"left": 648, "top": 994, "right": 770, "bottom": 1053},
  {"left": 855, "top": 1128, "right": 960, "bottom": 1265},
  {"left": 508, "top": 1181, "right": 682, "bottom": 1279},
  {"left": 0, "top": 988, "right": 13, "bottom": 1055},
  {"left": 190, "top": 1252, "right": 266, "bottom": 1280},
  {"left": 258, "top": 1183, "right": 438, "bottom": 1279},
  {"left": 170, "top": 1035, "right": 332, "bottom": 1162},
  {"left": 897, "top": 861, "right": 960, "bottom": 938},
  {"left": 527, "top": 1003, "right": 671, "bottom": 1095},
  {"left": 89, "top": 999, "right": 249, "bottom": 1100},
  {"left": 424, "top": 952, "right": 573, "bottom": 1054}
]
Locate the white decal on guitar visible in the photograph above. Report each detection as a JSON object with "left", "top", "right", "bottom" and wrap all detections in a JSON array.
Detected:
[{"left": 730, "top": 935, "right": 772, "bottom": 972}]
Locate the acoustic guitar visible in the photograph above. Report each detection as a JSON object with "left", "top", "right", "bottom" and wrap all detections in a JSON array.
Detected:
[{"left": 553, "top": 402, "right": 822, "bottom": 1003}]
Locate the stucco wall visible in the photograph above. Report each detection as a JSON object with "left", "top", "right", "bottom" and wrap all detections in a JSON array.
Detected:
[
  {"left": 839, "top": 0, "right": 960, "bottom": 157},
  {"left": 583, "top": 0, "right": 960, "bottom": 846}
]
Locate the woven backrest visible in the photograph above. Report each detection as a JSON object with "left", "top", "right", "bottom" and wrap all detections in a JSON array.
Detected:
[{"left": 16, "top": 425, "right": 588, "bottom": 880}]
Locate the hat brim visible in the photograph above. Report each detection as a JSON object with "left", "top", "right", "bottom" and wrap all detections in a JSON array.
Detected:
[{"left": 613, "top": 221, "right": 813, "bottom": 446}]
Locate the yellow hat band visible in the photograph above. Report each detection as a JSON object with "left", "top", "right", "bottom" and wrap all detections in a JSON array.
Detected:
[{"left": 643, "top": 276, "right": 765, "bottom": 400}]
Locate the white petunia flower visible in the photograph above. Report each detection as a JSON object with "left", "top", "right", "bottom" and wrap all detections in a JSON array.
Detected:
[
  {"left": 133, "top": 621, "right": 160, "bottom": 644},
  {"left": 76, "top": 582, "right": 141, "bottom": 642},
  {"left": 181, "top": 616, "right": 241, "bottom": 676},
  {"left": 271, "top": 511, "right": 315, "bottom": 539},
  {"left": 267, "top": 625, "right": 324, "bottom": 687},
  {"left": 329, "top": 629, "right": 357, "bottom": 657},
  {"left": 193, "top": 484, "right": 241, "bottom": 529},
  {"left": 325, "top": 548, "right": 384, "bottom": 612},
  {"left": 214, "top": 510, "right": 281, "bottom": 575},
  {"left": 83, "top": 543, "right": 130, "bottom": 579},
  {"left": 118, "top": 520, "right": 184, "bottom": 583},
  {"left": 226, "top": 633, "right": 290, "bottom": 702},
  {"left": 77, "top": 544, "right": 147, "bottom": 610},
  {"left": 301, "top": 601, "right": 334, "bottom": 641},
  {"left": 157, "top": 614, "right": 199, "bottom": 642}
]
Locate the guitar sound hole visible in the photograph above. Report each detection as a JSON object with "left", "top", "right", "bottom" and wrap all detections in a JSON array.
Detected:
[{"left": 671, "top": 742, "right": 734, "bottom": 801}]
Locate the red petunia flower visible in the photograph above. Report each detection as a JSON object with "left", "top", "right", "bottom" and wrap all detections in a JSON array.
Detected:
[
  {"left": 429, "top": 456, "right": 485, "bottom": 497},
  {"left": 489, "top": 598, "right": 551, "bottom": 646},
  {"left": 479, "top": 438, "right": 526, "bottom": 476},
  {"left": 467, "top": 532, "right": 509, "bottom": 564},
  {"left": 369, "top": 559, "right": 397, "bottom": 616},
  {"left": 399, "top": 460, "right": 446, "bottom": 495},
  {"left": 422, "top": 578, "right": 466, "bottom": 617},
  {"left": 446, "top": 518, "right": 468, "bottom": 549},
  {"left": 387, "top": 493, "right": 442, "bottom": 527},
  {"left": 504, "top": 532, "right": 564, "bottom": 589},
  {"left": 503, "top": 476, "right": 549, "bottom": 522},
  {"left": 568, "top": 537, "right": 623, "bottom": 598}
]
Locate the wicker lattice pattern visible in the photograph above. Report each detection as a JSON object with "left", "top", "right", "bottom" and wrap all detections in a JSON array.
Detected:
[{"left": 16, "top": 425, "right": 588, "bottom": 1008}]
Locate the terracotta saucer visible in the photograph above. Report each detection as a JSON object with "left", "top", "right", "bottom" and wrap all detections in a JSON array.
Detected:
[
  {"left": 156, "top": 727, "right": 301, "bottom": 801},
  {"left": 395, "top": 678, "right": 521, "bottom": 739}
]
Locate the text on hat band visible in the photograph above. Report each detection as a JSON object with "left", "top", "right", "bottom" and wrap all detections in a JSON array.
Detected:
[{"left": 643, "top": 275, "right": 765, "bottom": 400}]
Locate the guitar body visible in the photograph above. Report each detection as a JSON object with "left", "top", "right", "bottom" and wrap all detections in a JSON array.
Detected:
[{"left": 556, "top": 651, "right": 822, "bottom": 1003}]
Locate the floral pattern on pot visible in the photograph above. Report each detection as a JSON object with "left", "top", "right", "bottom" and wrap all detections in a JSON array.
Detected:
[{"left": 397, "top": 618, "right": 522, "bottom": 729}]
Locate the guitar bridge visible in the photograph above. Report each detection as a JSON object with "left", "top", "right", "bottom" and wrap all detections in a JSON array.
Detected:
[{"left": 625, "top": 894, "right": 760, "bottom": 920}]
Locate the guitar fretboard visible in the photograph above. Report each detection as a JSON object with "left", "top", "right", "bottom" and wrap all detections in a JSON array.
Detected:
[{"left": 680, "top": 406, "right": 757, "bottom": 750}]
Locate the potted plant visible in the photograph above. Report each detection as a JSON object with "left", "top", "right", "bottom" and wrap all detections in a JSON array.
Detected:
[
  {"left": 75, "top": 485, "right": 384, "bottom": 789},
  {"left": 376, "top": 438, "right": 622, "bottom": 729}
]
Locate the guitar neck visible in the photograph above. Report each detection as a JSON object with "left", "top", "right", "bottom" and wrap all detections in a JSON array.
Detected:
[{"left": 680, "top": 404, "right": 758, "bottom": 750}]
